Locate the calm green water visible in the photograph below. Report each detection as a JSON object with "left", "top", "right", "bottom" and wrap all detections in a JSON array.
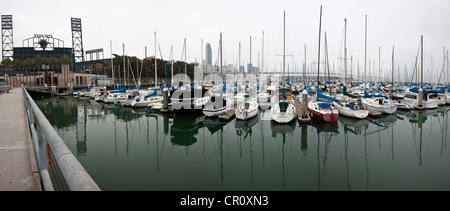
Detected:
[{"left": 33, "top": 94, "right": 450, "bottom": 191}]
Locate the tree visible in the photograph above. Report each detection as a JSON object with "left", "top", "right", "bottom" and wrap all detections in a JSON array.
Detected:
[
  {"left": 61, "top": 55, "right": 72, "bottom": 86},
  {"left": 1, "top": 58, "right": 13, "bottom": 85},
  {"left": 61, "top": 55, "right": 71, "bottom": 65},
  {"left": 25, "top": 58, "right": 33, "bottom": 85},
  {"left": 13, "top": 59, "right": 22, "bottom": 86},
  {"left": 49, "top": 57, "right": 58, "bottom": 72},
  {"left": 1, "top": 58, "right": 13, "bottom": 69},
  {"left": 34, "top": 55, "right": 43, "bottom": 85},
  {"left": 41, "top": 57, "right": 50, "bottom": 85}
]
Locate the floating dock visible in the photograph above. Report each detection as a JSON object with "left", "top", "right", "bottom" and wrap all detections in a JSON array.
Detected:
[{"left": 219, "top": 108, "right": 235, "bottom": 121}]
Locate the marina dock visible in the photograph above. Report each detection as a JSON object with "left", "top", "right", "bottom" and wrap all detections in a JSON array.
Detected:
[
  {"left": 0, "top": 88, "right": 41, "bottom": 191},
  {"left": 219, "top": 108, "right": 235, "bottom": 121},
  {"left": 293, "top": 95, "right": 311, "bottom": 123}
]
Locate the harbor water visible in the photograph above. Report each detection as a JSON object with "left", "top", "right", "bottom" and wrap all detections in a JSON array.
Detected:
[{"left": 33, "top": 94, "right": 450, "bottom": 191}]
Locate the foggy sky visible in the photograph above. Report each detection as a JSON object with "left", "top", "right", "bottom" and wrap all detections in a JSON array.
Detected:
[{"left": 2, "top": 0, "right": 450, "bottom": 82}]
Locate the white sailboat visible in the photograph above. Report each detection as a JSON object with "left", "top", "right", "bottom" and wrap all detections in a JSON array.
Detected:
[
  {"left": 271, "top": 11, "right": 297, "bottom": 124},
  {"left": 332, "top": 19, "right": 368, "bottom": 119},
  {"left": 236, "top": 97, "right": 258, "bottom": 120},
  {"left": 202, "top": 33, "right": 233, "bottom": 117},
  {"left": 401, "top": 36, "right": 438, "bottom": 110},
  {"left": 360, "top": 16, "right": 397, "bottom": 114},
  {"left": 131, "top": 89, "right": 163, "bottom": 108},
  {"left": 307, "top": 6, "right": 339, "bottom": 123},
  {"left": 236, "top": 35, "right": 259, "bottom": 120}
]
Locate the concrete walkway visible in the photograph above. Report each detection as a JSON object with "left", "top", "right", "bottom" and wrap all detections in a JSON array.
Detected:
[{"left": 0, "top": 87, "right": 41, "bottom": 191}]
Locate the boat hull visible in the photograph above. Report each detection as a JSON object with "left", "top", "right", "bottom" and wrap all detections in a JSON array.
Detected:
[
  {"left": 308, "top": 101, "right": 339, "bottom": 122},
  {"left": 236, "top": 107, "right": 258, "bottom": 120},
  {"left": 333, "top": 102, "right": 369, "bottom": 119},
  {"left": 361, "top": 98, "right": 397, "bottom": 114},
  {"left": 203, "top": 105, "right": 232, "bottom": 117},
  {"left": 308, "top": 107, "right": 339, "bottom": 122},
  {"left": 270, "top": 101, "right": 297, "bottom": 123}
]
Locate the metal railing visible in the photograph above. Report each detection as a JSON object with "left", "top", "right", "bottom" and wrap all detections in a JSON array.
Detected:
[{"left": 22, "top": 86, "right": 100, "bottom": 191}]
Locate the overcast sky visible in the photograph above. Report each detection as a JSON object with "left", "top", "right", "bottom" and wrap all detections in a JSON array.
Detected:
[{"left": 2, "top": 0, "right": 450, "bottom": 81}]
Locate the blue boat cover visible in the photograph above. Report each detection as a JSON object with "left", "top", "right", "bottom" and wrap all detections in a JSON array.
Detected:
[
  {"left": 409, "top": 87, "right": 428, "bottom": 94},
  {"left": 364, "top": 90, "right": 388, "bottom": 99},
  {"left": 317, "top": 102, "right": 332, "bottom": 109},
  {"left": 109, "top": 88, "right": 127, "bottom": 93},
  {"left": 317, "top": 89, "right": 338, "bottom": 102},
  {"left": 144, "top": 89, "right": 157, "bottom": 98}
]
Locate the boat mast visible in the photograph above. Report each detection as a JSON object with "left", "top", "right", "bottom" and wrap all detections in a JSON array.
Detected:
[
  {"left": 262, "top": 30, "right": 264, "bottom": 75},
  {"left": 123, "top": 43, "right": 126, "bottom": 87},
  {"left": 154, "top": 31, "right": 157, "bottom": 88},
  {"left": 239, "top": 42, "right": 241, "bottom": 75},
  {"left": 325, "top": 32, "right": 331, "bottom": 96},
  {"left": 110, "top": 40, "right": 114, "bottom": 87},
  {"left": 145, "top": 46, "right": 147, "bottom": 85},
  {"left": 171, "top": 45, "right": 174, "bottom": 85},
  {"left": 379, "top": 46, "right": 381, "bottom": 83},
  {"left": 250, "top": 35, "right": 252, "bottom": 75},
  {"left": 421, "top": 35, "right": 423, "bottom": 87},
  {"left": 220, "top": 33, "right": 223, "bottom": 76},
  {"left": 390, "top": 45, "right": 394, "bottom": 99},
  {"left": 344, "top": 18, "right": 347, "bottom": 85},
  {"left": 364, "top": 15, "right": 367, "bottom": 92},
  {"left": 317, "top": 6, "right": 322, "bottom": 88},
  {"left": 283, "top": 11, "right": 286, "bottom": 88},
  {"left": 184, "top": 38, "right": 187, "bottom": 83},
  {"left": 447, "top": 50, "right": 449, "bottom": 86}
]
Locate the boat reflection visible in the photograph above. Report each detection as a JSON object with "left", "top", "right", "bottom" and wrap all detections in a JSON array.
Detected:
[
  {"left": 269, "top": 119, "right": 296, "bottom": 190},
  {"left": 203, "top": 116, "right": 232, "bottom": 135},
  {"left": 368, "top": 114, "right": 397, "bottom": 127},
  {"left": 170, "top": 113, "right": 205, "bottom": 146},
  {"left": 236, "top": 114, "right": 260, "bottom": 137},
  {"left": 311, "top": 118, "right": 339, "bottom": 134},
  {"left": 339, "top": 116, "right": 369, "bottom": 135}
]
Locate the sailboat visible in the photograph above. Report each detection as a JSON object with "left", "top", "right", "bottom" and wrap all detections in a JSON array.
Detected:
[
  {"left": 202, "top": 33, "right": 233, "bottom": 117},
  {"left": 236, "top": 85, "right": 259, "bottom": 120},
  {"left": 257, "top": 31, "right": 274, "bottom": 110},
  {"left": 360, "top": 16, "right": 397, "bottom": 114},
  {"left": 332, "top": 18, "right": 369, "bottom": 119},
  {"left": 131, "top": 89, "right": 162, "bottom": 108},
  {"left": 307, "top": 6, "right": 339, "bottom": 123},
  {"left": 309, "top": 89, "right": 340, "bottom": 122},
  {"left": 333, "top": 86, "right": 369, "bottom": 119},
  {"left": 236, "top": 35, "right": 259, "bottom": 120},
  {"left": 271, "top": 11, "right": 297, "bottom": 124}
]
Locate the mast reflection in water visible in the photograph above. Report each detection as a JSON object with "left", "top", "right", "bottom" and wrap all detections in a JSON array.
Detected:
[{"left": 33, "top": 95, "right": 450, "bottom": 191}]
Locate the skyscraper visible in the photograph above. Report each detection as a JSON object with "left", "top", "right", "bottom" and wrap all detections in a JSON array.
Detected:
[{"left": 205, "top": 43, "right": 212, "bottom": 66}]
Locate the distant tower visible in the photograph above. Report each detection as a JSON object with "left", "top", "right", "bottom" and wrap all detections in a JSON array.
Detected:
[
  {"left": 205, "top": 43, "right": 212, "bottom": 66},
  {"left": 71, "top": 17, "right": 85, "bottom": 71},
  {"left": 1, "top": 15, "right": 13, "bottom": 60}
]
